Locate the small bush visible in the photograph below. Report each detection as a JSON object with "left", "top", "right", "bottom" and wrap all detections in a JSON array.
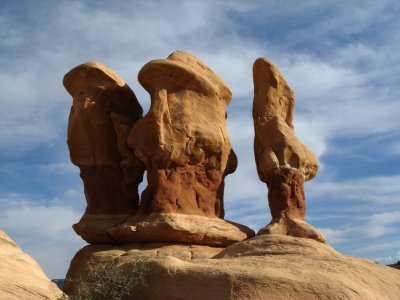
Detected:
[{"left": 71, "top": 258, "right": 148, "bottom": 300}]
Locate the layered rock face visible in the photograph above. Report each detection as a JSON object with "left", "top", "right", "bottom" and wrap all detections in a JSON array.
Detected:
[
  {"left": 63, "top": 62, "right": 145, "bottom": 243},
  {"left": 0, "top": 230, "right": 66, "bottom": 299},
  {"left": 64, "top": 234, "right": 400, "bottom": 300},
  {"left": 253, "top": 58, "right": 324, "bottom": 242}
]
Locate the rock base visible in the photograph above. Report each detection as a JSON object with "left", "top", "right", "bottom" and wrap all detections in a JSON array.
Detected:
[
  {"left": 73, "top": 214, "right": 130, "bottom": 244},
  {"left": 74, "top": 213, "right": 255, "bottom": 246},
  {"left": 258, "top": 217, "right": 326, "bottom": 243},
  {"left": 108, "top": 213, "right": 255, "bottom": 246},
  {"left": 63, "top": 242, "right": 224, "bottom": 296},
  {"left": 64, "top": 234, "right": 400, "bottom": 300}
]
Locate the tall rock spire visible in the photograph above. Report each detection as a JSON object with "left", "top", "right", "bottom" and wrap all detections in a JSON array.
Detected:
[{"left": 252, "top": 57, "right": 325, "bottom": 243}]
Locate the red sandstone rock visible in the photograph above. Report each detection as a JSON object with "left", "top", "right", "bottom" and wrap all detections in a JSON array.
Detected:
[
  {"left": 128, "top": 51, "right": 237, "bottom": 218},
  {"left": 253, "top": 58, "right": 324, "bottom": 242},
  {"left": 63, "top": 62, "right": 145, "bottom": 243},
  {"left": 63, "top": 55, "right": 253, "bottom": 246}
]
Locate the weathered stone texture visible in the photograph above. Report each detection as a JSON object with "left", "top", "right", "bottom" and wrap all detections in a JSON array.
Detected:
[
  {"left": 63, "top": 61, "right": 145, "bottom": 243},
  {"left": 128, "top": 51, "right": 237, "bottom": 218},
  {"left": 253, "top": 57, "right": 324, "bottom": 242}
]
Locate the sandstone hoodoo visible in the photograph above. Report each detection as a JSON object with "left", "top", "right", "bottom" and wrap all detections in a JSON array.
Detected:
[
  {"left": 111, "top": 51, "right": 254, "bottom": 245},
  {"left": 63, "top": 54, "right": 254, "bottom": 246},
  {"left": 128, "top": 51, "right": 237, "bottom": 218},
  {"left": 252, "top": 58, "right": 325, "bottom": 242},
  {"left": 62, "top": 53, "right": 400, "bottom": 300},
  {"left": 63, "top": 62, "right": 145, "bottom": 244}
]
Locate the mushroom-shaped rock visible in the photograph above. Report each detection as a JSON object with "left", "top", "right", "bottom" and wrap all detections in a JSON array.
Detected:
[
  {"left": 129, "top": 51, "right": 236, "bottom": 217},
  {"left": 109, "top": 51, "right": 254, "bottom": 246},
  {"left": 253, "top": 57, "right": 325, "bottom": 243},
  {"left": 63, "top": 61, "right": 145, "bottom": 243}
]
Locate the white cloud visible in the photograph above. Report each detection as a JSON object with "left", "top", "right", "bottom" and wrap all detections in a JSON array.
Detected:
[
  {"left": 319, "top": 228, "right": 347, "bottom": 244},
  {"left": 361, "top": 211, "right": 400, "bottom": 238},
  {"left": 0, "top": 194, "right": 86, "bottom": 279},
  {"left": 309, "top": 176, "right": 400, "bottom": 205},
  {"left": 357, "top": 242, "right": 400, "bottom": 253},
  {"left": 375, "top": 251, "right": 400, "bottom": 265},
  {"left": 38, "top": 162, "right": 77, "bottom": 174}
]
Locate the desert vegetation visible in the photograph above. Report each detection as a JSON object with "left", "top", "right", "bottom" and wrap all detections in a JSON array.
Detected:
[{"left": 70, "top": 259, "right": 148, "bottom": 300}]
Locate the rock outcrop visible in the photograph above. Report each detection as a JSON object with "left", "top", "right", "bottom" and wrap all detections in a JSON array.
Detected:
[
  {"left": 61, "top": 53, "right": 400, "bottom": 300},
  {"left": 0, "top": 230, "right": 66, "bottom": 299},
  {"left": 107, "top": 213, "right": 254, "bottom": 246},
  {"left": 128, "top": 51, "right": 237, "bottom": 217},
  {"left": 109, "top": 51, "right": 253, "bottom": 245},
  {"left": 63, "top": 54, "right": 254, "bottom": 246},
  {"left": 63, "top": 61, "right": 145, "bottom": 244},
  {"left": 64, "top": 234, "right": 400, "bottom": 300},
  {"left": 253, "top": 58, "right": 325, "bottom": 242}
]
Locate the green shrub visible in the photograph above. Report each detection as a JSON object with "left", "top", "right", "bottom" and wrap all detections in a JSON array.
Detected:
[{"left": 71, "top": 258, "right": 148, "bottom": 300}]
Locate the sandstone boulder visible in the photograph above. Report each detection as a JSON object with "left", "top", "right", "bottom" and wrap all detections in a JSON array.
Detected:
[
  {"left": 0, "top": 230, "right": 66, "bottom": 299},
  {"left": 63, "top": 61, "right": 145, "bottom": 244},
  {"left": 64, "top": 234, "right": 400, "bottom": 300},
  {"left": 63, "top": 241, "right": 224, "bottom": 296},
  {"left": 107, "top": 213, "right": 255, "bottom": 246},
  {"left": 253, "top": 57, "right": 324, "bottom": 242}
]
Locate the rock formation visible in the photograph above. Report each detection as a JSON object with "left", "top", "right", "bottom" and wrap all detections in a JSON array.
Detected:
[
  {"left": 0, "top": 230, "right": 66, "bottom": 299},
  {"left": 253, "top": 58, "right": 325, "bottom": 242},
  {"left": 63, "top": 62, "right": 145, "bottom": 243},
  {"left": 63, "top": 54, "right": 254, "bottom": 246},
  {"left": 61, "top": 53, "right": 400, "bottom": 300},
  {"left": 64, "top": 234, "right": 400, "bottom": 300},
  {"left": 129, "top": 51, "right": 237, "bottom": 217},
  {"left": 107, "top": 51, "right": 254, "bottom": 245}
]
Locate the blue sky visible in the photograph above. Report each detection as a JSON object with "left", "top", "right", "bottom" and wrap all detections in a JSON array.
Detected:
[{"left": 1, "top": 0, "right": 399, "bottom": 279}]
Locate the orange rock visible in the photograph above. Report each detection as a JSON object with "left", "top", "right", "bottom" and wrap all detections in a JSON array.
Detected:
[
  {"left": 63, "top": 62, "right": 145, "bottom": 243},
  {"left": 253, "top": 58, "right": 324, "bottom": 242},
  {"left": 128, "top": 51, "right": 237, "bottom": 218}
]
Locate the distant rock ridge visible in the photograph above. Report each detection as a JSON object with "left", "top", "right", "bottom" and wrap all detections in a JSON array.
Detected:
[{"left": 388, "top": 261, "right": 400, "bottom": 270}]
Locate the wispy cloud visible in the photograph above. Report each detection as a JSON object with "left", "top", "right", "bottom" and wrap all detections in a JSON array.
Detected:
[
  {"left": 319, "top": 228, "right": 347, "bottom": 244},
  {"left": 0, "top": 193, "right": 86, "bottom": 279},
  {"left": 362, "top": 212, "right": 400, "bottom": 238},
  {"left": 309, "top": 176, "right": 400, "bottom": 205}
]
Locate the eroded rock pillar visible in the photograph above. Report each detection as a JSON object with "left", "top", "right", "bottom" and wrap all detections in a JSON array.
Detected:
[
  {"left": 108, "top": 51, "right": 254, "bottom": 245},
  {"left": 252, "top": 57, "right": 325, "bottom": 243},
  {"left": 63, "top": 62, "right": 145, "bottom": 243}
]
